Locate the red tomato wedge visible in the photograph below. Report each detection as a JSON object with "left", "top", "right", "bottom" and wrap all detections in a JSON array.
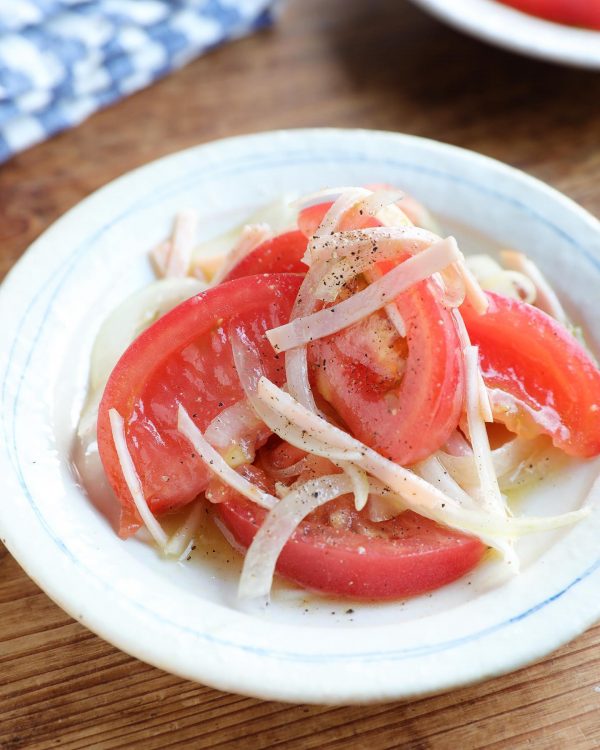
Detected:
[
  {"left": 97, "top": 273, "right": 302, "bottom": 537},
  {"left": 215, "top": 490, "right": 485, "bottom": 599},
  {"left": 461, "top": 292, "right": 600, "bottom": 457},
  {"left": 299, "top": 201, "right": 465, "bottom": 464},
  {"left": 309, "top": 279, "right": 465, "bottom": 464},
  {"left": 498, "top": 0, "right": 600, "bottom": 29},
  {"left": 222, "top": 230, "right": 308, "bottom": 281}
]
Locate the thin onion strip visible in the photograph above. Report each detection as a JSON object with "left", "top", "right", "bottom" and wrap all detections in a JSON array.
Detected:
[
  {"left": 239, "top": 474, "right": 354, "bottom": 599},
  {"left": 109, "top": 409, "right": 168, "bottom": 548},
  {"left": 267, "top": 237, "right": 461, "bottom": 352},
  {"left": 501, "top": 249, "right": 568, "bottom": 324},
  {"left": 177, "top": 405, "right": 277, "bottom": 510},
  {"left": 254, "top": 377, "right": 587, "bottom": 554},
  {"left": 164, "top": 501, "right": 205, "bottom": 559}
]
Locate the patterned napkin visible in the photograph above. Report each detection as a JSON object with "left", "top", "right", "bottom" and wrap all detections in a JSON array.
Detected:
[{"left": 0, "top": 0, "right": 272, "bottom": 163}]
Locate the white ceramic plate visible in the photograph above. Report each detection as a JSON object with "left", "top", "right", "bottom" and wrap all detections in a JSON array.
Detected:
[
  {"left": 410, "top": 0, "right": 600, "bottom": 69},
  {"left": 1, "top": 128, "right": 600, "bottom": 704}
]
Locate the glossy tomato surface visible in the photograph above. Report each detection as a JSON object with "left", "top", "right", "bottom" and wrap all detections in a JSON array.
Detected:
[
  {"left": 97, "top": 273, "right": 302, "bottom": 536},
  {"left": 462, "top": 291, "right": 600, "bottom": 457},
  {"left": 222, "top": 230, "right": 308, "bottom": 281},
  {"left": 215, "top": 491, "right": 486, "bottom": 599}
]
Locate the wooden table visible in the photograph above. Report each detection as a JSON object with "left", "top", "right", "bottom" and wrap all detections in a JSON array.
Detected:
[{"left": 2, "top": 1, "right": 600, "bottom": 747}]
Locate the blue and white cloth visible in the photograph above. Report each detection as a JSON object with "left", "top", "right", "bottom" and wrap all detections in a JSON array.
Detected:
[{"left": 0, "top": 0, "right": 272, "bottom": 163}]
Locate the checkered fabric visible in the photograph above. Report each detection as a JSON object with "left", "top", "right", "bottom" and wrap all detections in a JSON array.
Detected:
[{"left": 0, "top": 0, "right": 272, "bottom": 163}]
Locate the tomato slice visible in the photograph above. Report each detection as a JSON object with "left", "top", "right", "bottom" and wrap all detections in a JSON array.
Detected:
[
  {"left": 497, "top": 0, "right": 600, "bottom": 29},
  {"left": 97, "top": 273, "right": 303, "bottom": 537},
  {"left": 222, "top": 230, "right": 308, "bottom": 281},
  {"left": 309, "top": 280, "right": 464, "bottom": 464},
  {"left": 299, "top": 201, "right": 464, "bottom": 464},
  {"left": 215, "top": 490, "right": 485, "bottom": 599},
  {"left": 461, "top": 291, "right": 600, "bottom": 457}
]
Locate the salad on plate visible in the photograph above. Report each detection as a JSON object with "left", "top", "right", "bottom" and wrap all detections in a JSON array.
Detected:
[{"left": 75, "top": 185, "right": 600, "bottom": 603}]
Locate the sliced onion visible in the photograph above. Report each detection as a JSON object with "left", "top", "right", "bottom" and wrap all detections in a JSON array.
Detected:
[
  {"left": 285, "top": 347, "right": 320, "bottom": 413},
  {"left": 164, "top": 501, "right": 205, "bottom": 559},
  {"left": 150, "top": 209, "right": 198, "bottom": 279},
  {"left": 363, "top": 262, "right": 408, "bottom": 337},
  {"left": 501, "top": 249, "right": 568, "bottom": 324},
  {"left": 500, "top": 444, "right": 560, "bottom": 491},
  {"left": 287, "top": 192, "right": 415, "bottom": 410},
  {"left": 150, "top": 210, "right": 197, "bottom": 278},
  {"left": 149, "top": 240, "right": 170, "bottom": 278},
  {"left": 177, "top": 405, "right": 277, "bottom": 510},
  {"left": 267, "top": 237, "right": 461, "bottom": 352},
  {"left": 167, "top": 210, "right": 198, "bottom": 278},
  {"left": 311, "top": 226, "right": 440, "bottom": 302},
  {"left": 238, "top": 474, "right": 353, "bottom": 599},
  {"left": 90, "top": 277, "right": 206, "bottom": 393},
  {"left": 463, "top": 345, "right": 506, "bottom": 516},
  {"left": 360, "top": 188, "right": 406, "bottom": 217},
  {"left": 436, "top": 267, "right": 467, "bottom": 309},
  {"left": 260, "top": 453, "right": 307, "bottom": 481},
  {"left": 338, "top": 461, "right": 370, "bottom": 511},
  {"left": 461, "top": 342, "right": 516, "bottom": 569},
  {"left": 413, "top": 456, "right": 478, "bottom": 509},
  {"left": 211, "top": 223, "right": 273, "bottom": 284},
  {"left": 231, "top": 330, "right": 363, "bottom": 462},
  {"left": 438, "top": 436, "right": 551, "bottom": 490},
  {"left": 204, "top": 399, "right": 269, "bottom": 463},
  {"left": 455, "top": 259, "right": 489, "bottom": 314},
  {"left": 250, "top": 374, "right": 587, "bottom": 559},
  {"left": 312, "top": 188, "right": 371, "bottom": 238},
  {"left": 366, "top": 493, "right": 403, "bottom": 522},
  {"left": 453, "top": 309, "right": 493, "bottom": 422},
  {"left": 488, "top": 388, "right": 570, "bottom": 444},
  {"left": 190, "top": 195, "right": 298, "bottom": 278},
  {"left": 109, "top": 409, "right": 168, "bottom": 548},
  {"left": 383, "top": 301, "right": 406, "bottom": 338},
  {"left": 465, "top": 254, "right": 536, "bottom": 304}
]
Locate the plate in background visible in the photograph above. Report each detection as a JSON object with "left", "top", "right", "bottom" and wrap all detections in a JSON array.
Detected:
[
  {"left": 1, "top": 128, "right": 599, "bottom": 703},
  {"left": 410, "top": 0, "right": 600, "bottom": 69}
]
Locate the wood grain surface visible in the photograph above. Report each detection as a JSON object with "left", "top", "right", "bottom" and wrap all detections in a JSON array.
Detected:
[{"left": 1, "top": 0, "right": 600, "bottom": 747}]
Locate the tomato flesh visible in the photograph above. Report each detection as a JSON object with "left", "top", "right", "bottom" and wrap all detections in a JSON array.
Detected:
[
  {"left": 222, "top": 230, "right": 308, "bottom": 281},
  {"left": 97, "top": 274, "right": 302, "bottom": 536},
  {"left": 309, "top": 279, "right": 464, "bottom": 464},
  {"left": 462, "top": 291, "right": 600, "bottom": 457},
  {"left": 215, "top": 490, "right": 485, "bottom": 599},
  {"left": 497, "top": 0, "right": 600, "bottom": 29}
]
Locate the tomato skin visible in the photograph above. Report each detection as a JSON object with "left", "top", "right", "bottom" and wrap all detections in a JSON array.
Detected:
[
  {"left": 498, "top": 0, "right": 600, "bottom": 29},
  {"left": 215, "top": 494, "right": 485, "bottom": 599},
  {"left": 222, "top": 231, "right": 308, "bottom": 281},
  {"left": 97, "top": 274, "right": 303, "bottom": 537},
  {"left": 461, "top": 291, "right": 600, "bottom": 457}
]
